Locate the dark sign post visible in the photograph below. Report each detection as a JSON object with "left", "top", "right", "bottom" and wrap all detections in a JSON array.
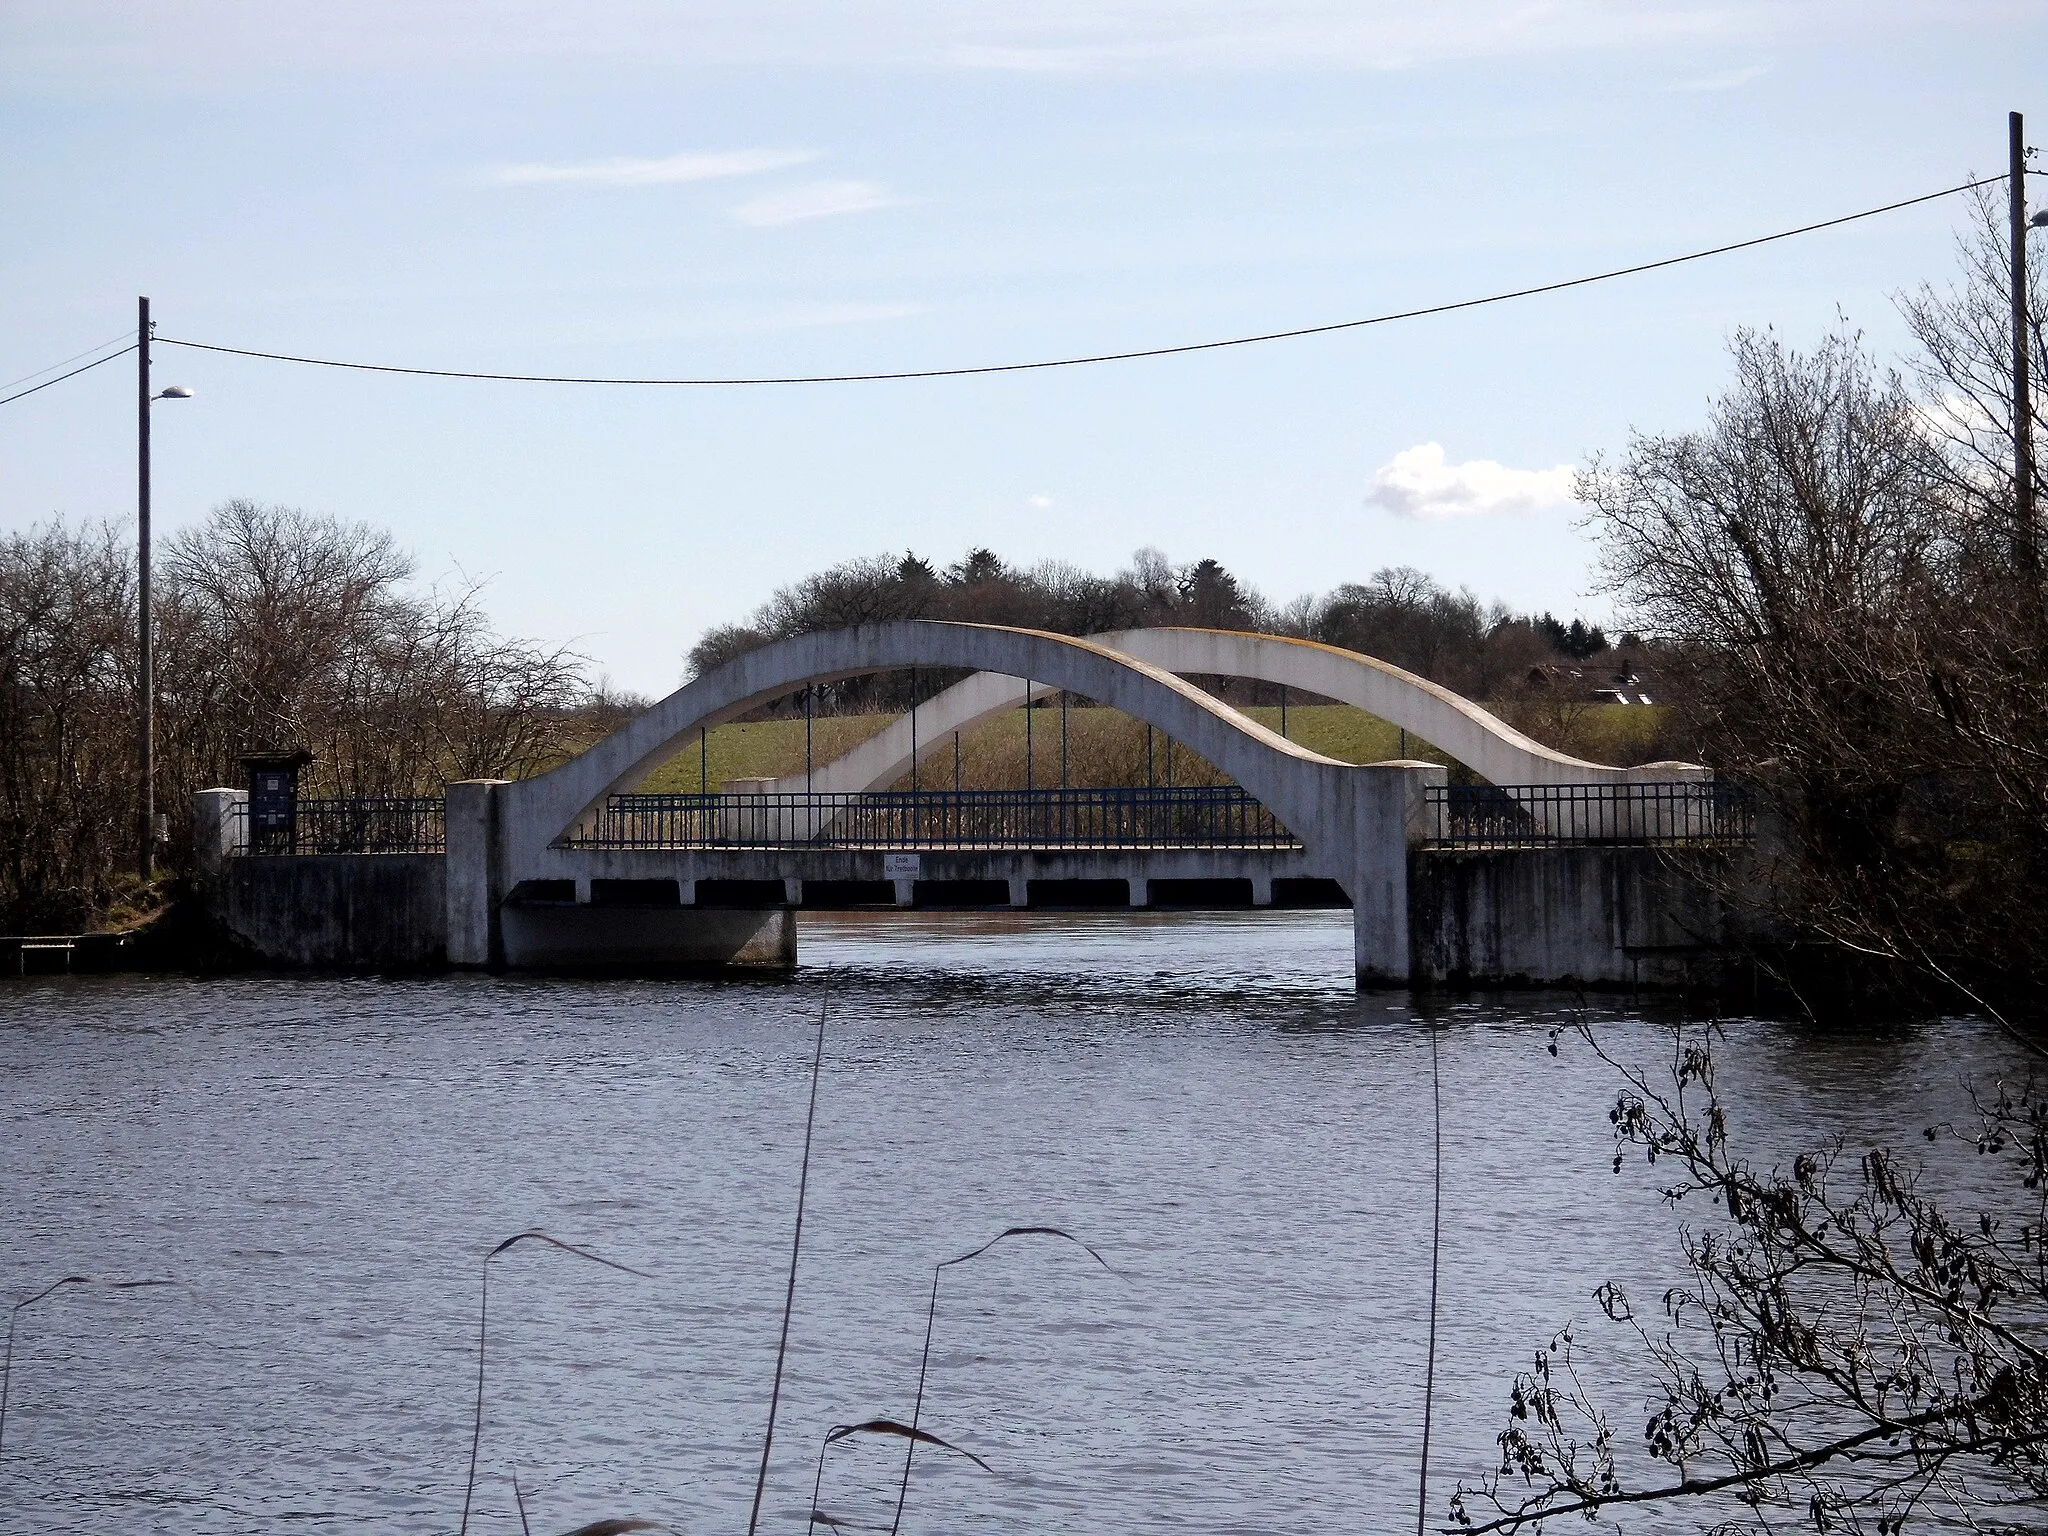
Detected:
[{"left": 242, "top": 751, "right": 313, "bottom": 854}]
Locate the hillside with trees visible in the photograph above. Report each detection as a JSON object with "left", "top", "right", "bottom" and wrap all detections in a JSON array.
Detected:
[{"left": 686, "top": 545, "right": 1639, "bottom": 718}]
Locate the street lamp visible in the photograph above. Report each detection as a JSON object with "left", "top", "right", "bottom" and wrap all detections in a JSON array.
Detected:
[{"left": 137, "top": 295, "right": 193, "bottom": 882}]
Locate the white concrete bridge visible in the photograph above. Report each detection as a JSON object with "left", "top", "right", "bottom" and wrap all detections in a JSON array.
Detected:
[{"left": 429, "top": 622, "right": 1715, "bottom": 982}]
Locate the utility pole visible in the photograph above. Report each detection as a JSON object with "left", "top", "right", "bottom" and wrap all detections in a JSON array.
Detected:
[
  {"left": 137, "top": 296, "right": 155, "bottom": 881},
  {"left": 2013, "top": 112, "right": 2037, "bottom": 573}
]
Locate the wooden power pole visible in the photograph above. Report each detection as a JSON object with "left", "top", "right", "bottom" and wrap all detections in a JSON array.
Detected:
[
  {"left": 137, "top": 295, "right": 155, "bottom": 881},
  {"left": 2014, "top": 112, "right": 2037, "bottom": 573}
]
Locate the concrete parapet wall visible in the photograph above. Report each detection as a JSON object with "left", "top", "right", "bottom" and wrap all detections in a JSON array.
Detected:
[
  {"left": 215, "top": 853, "right": 449, "bottom": 970},
  {"left": 1409, "top": 845, "right": 1743, "bottom": 989}
]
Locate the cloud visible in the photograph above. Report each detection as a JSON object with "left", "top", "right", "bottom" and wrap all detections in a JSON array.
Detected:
[
  {"left": 491, "top": 148, "right": 814, "bottom": 187},
  {"left": 1365, "top": 443, "right": 1576, "bottom": 519},
  {"left": 1028, "top": 494, "right": 1054, "bottom": 509},
  {"left": 731, "top": 179, "right": 905, "bottom": 226}
]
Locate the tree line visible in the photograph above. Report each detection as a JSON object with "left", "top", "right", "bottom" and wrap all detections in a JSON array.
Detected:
[
  {"left": 0, "top": 499, "right": 607, "bottom": 931},
  {"left": 688, "top": 545, "right": 1628, "bottom": 714}
]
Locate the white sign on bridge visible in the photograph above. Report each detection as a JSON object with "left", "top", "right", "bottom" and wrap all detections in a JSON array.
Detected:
[{"left": 882, "top": 853, "right": 922, "bottom": 880}]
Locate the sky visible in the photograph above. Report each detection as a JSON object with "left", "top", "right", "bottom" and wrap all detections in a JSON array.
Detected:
[{"left": 1, "top": 1, "right": 2041, "bottom": 696}]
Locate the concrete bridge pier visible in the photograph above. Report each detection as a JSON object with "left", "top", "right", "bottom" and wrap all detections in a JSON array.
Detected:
[
  {"left": 446, "top": 778, "right": 507, "bottom": 967},
  {"left": 1341, "top": 761, "right": 1444, "bottom": 986}
]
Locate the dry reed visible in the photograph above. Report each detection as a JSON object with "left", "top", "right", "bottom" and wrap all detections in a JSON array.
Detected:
[
  {"left": 890, "top": 1227, "right": 1113, "bottom": 1534},
  {"left": 811, "top": 1418, "right": 993, "bottom": 1534},
  {"left": 748, "top": 991, "right": 830, "bottom": 1535},
  {"left": 0, "top": 1275, "right": 171, "bottom": 1459},
  {"left": 459, "top": 1232, "right": 651, "bottom": 1535}
]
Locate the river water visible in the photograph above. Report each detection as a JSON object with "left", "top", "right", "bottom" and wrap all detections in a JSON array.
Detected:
[{"left": 0, "top": 911, "right": 2033, "bottom": 1535}]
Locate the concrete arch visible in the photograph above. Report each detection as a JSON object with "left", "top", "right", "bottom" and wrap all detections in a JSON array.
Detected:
[
  {"left": 505, "top": 621, "right": 1395, "bottom": 857},
  {"left": 756, "top": 627, "right": 1706, "bottom": 798}
]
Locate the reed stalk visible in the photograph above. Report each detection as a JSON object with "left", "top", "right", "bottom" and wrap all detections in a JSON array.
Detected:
[
  {"left": 890, "top": 1226, "right": 1112, "bottom": 1534},
  {"left": 458, "top": 1232, "right": 650, "bottom": 1535},
  {"left": 747, "top": 992, "right": 830, "bottom": 1535}
]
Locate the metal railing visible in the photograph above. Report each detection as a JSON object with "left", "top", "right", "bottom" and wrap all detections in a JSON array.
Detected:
[
  {"left": 566, "top": 786, "right": 1299, "bottom": 850},
  {"left": 1424, "top": 781, "right": 1752, "bottom": 849},
  {"left": 230, "top": 796, "right": 447, "bottom": 855}
]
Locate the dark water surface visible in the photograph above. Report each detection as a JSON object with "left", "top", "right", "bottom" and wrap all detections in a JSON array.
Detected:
[{"left": 0, "top": 911, "right": 2031, "bottom": 1534}]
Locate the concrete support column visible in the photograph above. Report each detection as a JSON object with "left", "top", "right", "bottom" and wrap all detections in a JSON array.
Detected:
[
  {"left": 892, "top": 879, "right": 915, "bottom": 907},
  {"left": 785, "top": 877, "right": 804, "bottom": 907},
  {"left": 1250, "top": 874, "right": 1274, "bottom": 907},
  {"left": 1349, "top": 761, "right": 1447, "bottom": 986},
  {"left": 445, "top": 779, "right": 508, "bottom": 969},
  {"left": 1128, "top": 876, "right": 1149, "bottom": 907},
  {"left": 192, "top": 788, "right": 246, "bottom": 892},
  {"left": 574, "top": 876, "right": 592, "bottom": 904},
  {"left": 1007, "top": 875, "right": 1029, "bottom": 907}
]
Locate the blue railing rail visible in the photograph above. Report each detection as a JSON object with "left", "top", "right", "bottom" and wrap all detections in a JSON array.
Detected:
[
  {"left": 1424, "top": 780, "right": 1752, "bottom": 849},
  {"left": 564, "top": 786, "right": 1300, "bottom": 850},
  {"left": 229, "top": 795, "right": 447, "bottom": 855}
]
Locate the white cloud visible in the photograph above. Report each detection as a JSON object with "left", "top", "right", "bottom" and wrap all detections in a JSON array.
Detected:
[
  {"left": 490, "top": 148, "right": 814, "bottom": 187},
  {"left": 1365, "top": 442, "right": 1576, "bottom": 520},
  {"left": 731, "top": 179, "right": 905, "bottom": 227},
  {"left": 1028, "top": 493, "right": 1054, "bottom": 509}
]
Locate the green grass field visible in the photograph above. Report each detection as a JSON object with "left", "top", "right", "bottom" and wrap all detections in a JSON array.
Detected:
[{"left": 628, "top": 700, "right": 1673, "bottom": 792}]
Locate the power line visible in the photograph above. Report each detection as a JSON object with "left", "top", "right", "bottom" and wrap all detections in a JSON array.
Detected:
[
  {"left": 0, "top": 344, "right": 136, "bottom": 409},
  {"left": 0, "top": 328, "right": 137, "bottom": 394},
  {"left": 150, "top": 175, "right": 2005, "bottom": 389}
]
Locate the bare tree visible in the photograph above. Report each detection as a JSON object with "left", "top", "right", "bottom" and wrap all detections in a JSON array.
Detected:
[
  {"left": 154, "top": 500, "right": 591, "bottom": 803},
  {"left": 0, "top": 501, "right": 598, "bottom": 929},
  {"left": 0, "top": 520, "right": 136, "bottom": 928},
  {"left": 1579, "top": 320, "right": 2048, "bottom": 1021},
  {"left": 1897, "top": 183, "right": 2047, "bottom": 535},
  {"left": 1453, "top": 1024, "right": 2048, "bottom": 1535}
]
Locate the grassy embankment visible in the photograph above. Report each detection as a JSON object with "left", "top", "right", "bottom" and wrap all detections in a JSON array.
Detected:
[{"left": 631, "top": 702, "right": 1673, "bottom": 792}]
